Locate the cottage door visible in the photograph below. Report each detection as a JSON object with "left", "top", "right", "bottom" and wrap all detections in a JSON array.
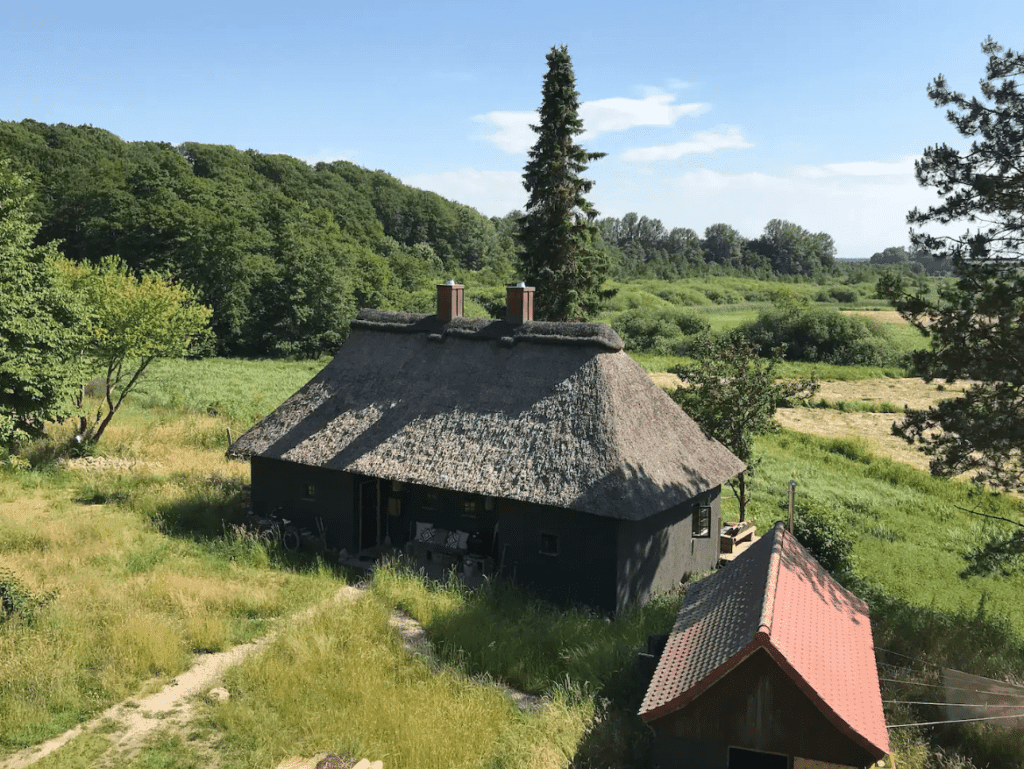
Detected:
[
  {"left": 357, "top": 478, "right": 380, "bottom": 551},
  {"left": 728, "top": 747, "right": 788, "bottom": 769}
]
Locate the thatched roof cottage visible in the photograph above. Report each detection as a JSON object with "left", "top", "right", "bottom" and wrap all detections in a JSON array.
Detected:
[{"left": 228, "top": 284, "right": 744, "bottom": 612}]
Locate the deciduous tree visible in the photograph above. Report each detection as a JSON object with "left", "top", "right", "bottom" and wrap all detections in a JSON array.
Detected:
[
  {"left": 519, "top": 45, "right": 609, "bottom": 321},
  {"left": 670, "top": 334, "right": 818, "bottom": 519},
  {"left": 0, "top": 161, "right": 84, "bottom": 450},
  {"left": 880, "top": 38, "right": 1024, "bottom": 492},
  {"left": 58, "top": 256, "right": 212, "bottom": 444}
]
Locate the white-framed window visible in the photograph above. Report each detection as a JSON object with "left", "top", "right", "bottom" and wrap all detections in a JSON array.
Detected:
[{"left": 692, "top": 503, "right": 711, "bottom": 538}]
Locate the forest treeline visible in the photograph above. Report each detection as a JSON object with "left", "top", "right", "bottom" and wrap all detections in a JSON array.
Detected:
[{"left": 1, "top": 119, "right": 927, "bottom": 357}]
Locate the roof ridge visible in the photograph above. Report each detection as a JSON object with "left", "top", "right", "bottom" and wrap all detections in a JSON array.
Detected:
[
  {"left": 756, "top": 522, "right": 786, "bottom": 639},
  {"left": 350, "top": 309, "right": 625, "bottom": 351}
]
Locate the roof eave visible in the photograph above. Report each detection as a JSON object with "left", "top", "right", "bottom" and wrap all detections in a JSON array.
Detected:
[
  {"left": 639, "top": 637, "right": 765, "bottom": 723},
  {"left": 761, "top": 643, "right": 890, "bottom": 759}
]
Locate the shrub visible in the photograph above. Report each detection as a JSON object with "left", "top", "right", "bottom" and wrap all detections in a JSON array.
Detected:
[
  {"left": 738, "top": 302, "right": 899, "bottom": 366},
  {"left": 828, "top": 287, "right": 860, "bottom": 303},
  {"left": 789, "top": 498, "right": 854, "bottom": 576},
  {"left": 821, "top": 436, "right": 875, "bottom": 464},
  {"left": 647, "top": 284, "right": 713, "bottom": 307},
  {"left": 613, "top": 306, "right": 710, "bottom": 354},
  {"left": 0, "top": 568, "right": 58, "bottom": 625}
]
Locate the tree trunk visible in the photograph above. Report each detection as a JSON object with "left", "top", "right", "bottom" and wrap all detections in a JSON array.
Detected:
[{"left": 738, "top": 471, "right": 747, "bottom": 522}]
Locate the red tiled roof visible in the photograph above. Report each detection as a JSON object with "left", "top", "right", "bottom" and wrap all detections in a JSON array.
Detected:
[{"left": 639, "top": 521, "right": 889, "bottom": 760}]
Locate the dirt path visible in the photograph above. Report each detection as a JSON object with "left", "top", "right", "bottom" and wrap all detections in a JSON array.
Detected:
[{"left": 1, "top": 583, "right": 540, "bottom": 769}]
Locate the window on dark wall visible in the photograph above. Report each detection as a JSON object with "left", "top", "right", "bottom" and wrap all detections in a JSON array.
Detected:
[
  {"left": 423, "top": 491, "right": 438, "bottom": 511},
  {"left": 692, "top": 503, "right": 711, "bottom": 538},
  {"left": 539, "top": 532, "right": 559, "bottom": 556},
  {"left": 302, "top": 483, "right": 317, "bottom": 501}
]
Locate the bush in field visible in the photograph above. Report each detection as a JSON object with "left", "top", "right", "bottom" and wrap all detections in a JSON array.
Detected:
[
  {"left": 0, "top": 567, "right": 57, "bottom": 625},
  {"left": 816, "top": 287, "right": 861, "bottom": 303},
  {"left": 613, "top": 306, "right": 710, "bottom": 354},
  {"left": 646, "top": 284, "right": 713, "bottom": 307},
  {"left": 739, "top": 301, "right": 898, "bottom": 366},
  {"left": 789, "top": 498, "right": 854, "bottom": 576}
]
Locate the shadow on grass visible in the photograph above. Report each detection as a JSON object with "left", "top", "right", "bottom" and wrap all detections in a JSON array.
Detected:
[
  {"left": 960, "top": 530, "right": 1024, "bottom": 579},
  {"left": 72, "top": 468, "right": 353, "bottom": 578},
  {"left": 372, "top": 562, "right": 683, "bottom": 768}
]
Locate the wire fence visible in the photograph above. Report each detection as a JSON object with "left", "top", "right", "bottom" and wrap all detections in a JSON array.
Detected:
[{"left": 875, "top": 647, "right": 1024, "bottom": 730}]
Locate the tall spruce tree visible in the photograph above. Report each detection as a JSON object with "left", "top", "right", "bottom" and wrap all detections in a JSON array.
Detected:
[
  {"left": 520, "top": 45, "right": 608, "bottom": 321},
  {"left": 880, "top": 38, "right": 1024, "bottom": 492}
]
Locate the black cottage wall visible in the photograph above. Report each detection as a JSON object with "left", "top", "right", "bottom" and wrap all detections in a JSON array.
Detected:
[
  {"left": 616, "top": 488, "right": 721, "bottom": 612},
  {"left": 250, "top": 457, "right": 356, "bottom": 551},
  {"left": 496, "top": 499, "right": 619, "bottom": 611}
]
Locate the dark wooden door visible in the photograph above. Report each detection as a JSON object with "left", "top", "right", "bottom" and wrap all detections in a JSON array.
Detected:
[
  {"left": 728, "top": 747, "right": 788, "bottom": 769},
  {"left": 357, "top": 478, "right": 379, "bottom": 551}
]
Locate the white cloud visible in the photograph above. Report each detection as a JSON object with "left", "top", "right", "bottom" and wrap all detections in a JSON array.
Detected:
[
  {"left": 794, "top": 156, "right": 919, "bottom": 178},
  {"left": 474, "top": 110, "right": 537, "bottom": 154},
  {"left": 580, "top": 94, "right": 706, "bottom": 134},
  {"left": 621, "top": 127, "right": 753, "bottom": 162},
  {"left": 400, "top": 168, "right": 525, "bottom": 217},
  {"left": 475, "top": 94, "right": 706, "bottom": 154}
]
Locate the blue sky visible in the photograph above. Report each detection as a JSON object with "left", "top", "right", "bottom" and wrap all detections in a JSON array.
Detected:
[{"left": 5, "top": 1, "right": 1023, "bottom": 259}]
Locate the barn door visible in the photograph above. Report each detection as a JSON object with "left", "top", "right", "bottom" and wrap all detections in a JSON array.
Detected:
[
  {"left": 728, "top": 747, "right": 788, "bottom": 769},
  {"left": 357, "top": 478, "right": 380, "bottom": 551}
]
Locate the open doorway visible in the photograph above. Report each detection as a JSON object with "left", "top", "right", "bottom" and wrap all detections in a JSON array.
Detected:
[
  {"left": 729, "top": 747, "right": 788, "bottom": 769},
  {"left": 357, "top": 478, "right": 380, "bottom": 551}
]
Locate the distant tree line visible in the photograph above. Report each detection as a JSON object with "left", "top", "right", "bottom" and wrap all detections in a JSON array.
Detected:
[
  {"left": 0, "top": 120, "right": 516, "bottom": 357},
  {"left": 1, "top": 119, "right": 935, "bottom": 359},
  {"left": 595, "top": 214, "right": 838, "bottom": 279},
  {"left": 868, "top": 245, "right": 954, "bottom": 275}
]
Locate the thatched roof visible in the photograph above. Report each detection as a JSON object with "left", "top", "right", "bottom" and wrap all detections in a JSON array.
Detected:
[{"left": 228, "top": 310, "right": 745, "bottom": 521}]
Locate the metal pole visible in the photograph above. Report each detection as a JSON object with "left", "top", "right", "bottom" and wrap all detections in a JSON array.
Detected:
[{"left": 788, "top": 480, "right": 796, "bottom": 531}]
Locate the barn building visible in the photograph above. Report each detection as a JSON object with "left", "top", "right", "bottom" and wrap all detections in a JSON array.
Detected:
[
  {"left": 227, "top": 283, "right": 744, "bottom": 613},
  {"left": 640, "top": 521, "right": 890, "bottom": 769}
]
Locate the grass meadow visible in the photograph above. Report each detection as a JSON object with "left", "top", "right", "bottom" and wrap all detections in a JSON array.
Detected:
[{"left": 2, "top": 321, "right": 1023, "bottom": 767}]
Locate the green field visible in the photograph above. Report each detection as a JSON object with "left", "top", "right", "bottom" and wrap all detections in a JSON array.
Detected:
[{"left": 2, "top": 320, "right": 1022, "bottom": 767}]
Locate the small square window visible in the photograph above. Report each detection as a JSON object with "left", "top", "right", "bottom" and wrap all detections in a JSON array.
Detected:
[
  {"left": 463, "top": 499, "right": 478, "bottom": 517},
  {"left": 692, "top": 504, "right": 711, "bottom": 538},
  {"left": 539, "top": 532, "right": 559, "bottom": 556},
  {"left": 302, "top": 483, "right": 316, "bottom": 500}
]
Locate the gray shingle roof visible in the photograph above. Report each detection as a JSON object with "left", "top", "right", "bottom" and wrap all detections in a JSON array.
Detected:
[{"left": 228, "top": 310, "right": 745, "bottom": 520}]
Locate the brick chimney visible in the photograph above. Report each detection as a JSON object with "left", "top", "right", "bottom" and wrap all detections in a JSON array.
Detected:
[
  {"left": 506, "top": 283, "right": 535, "bottom": 325},
  {"left": 437, "top": 280, "right": 464, "bottom": 323}
]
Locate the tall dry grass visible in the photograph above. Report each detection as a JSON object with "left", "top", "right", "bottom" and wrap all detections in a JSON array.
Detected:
[
  {"left": 0, "top": 404, "right": 341, "bottom": 753},
  {"left": 209, "top": 594, "right": 591, "bottom": 769}
]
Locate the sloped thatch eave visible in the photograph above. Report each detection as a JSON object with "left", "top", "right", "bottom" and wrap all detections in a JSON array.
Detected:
[{"left": 228, "top": 316, "right": 742, "bottom": 520}]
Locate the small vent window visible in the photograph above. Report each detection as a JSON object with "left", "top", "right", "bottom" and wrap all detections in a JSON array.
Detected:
[
  {"left": 539, "top": 532, "right": 559, "bottom": 556},
  {"left": 302, "top": 483, "right": 316, "bottom": 501},
  {"left": 692, "top": 503, "right": 711, "bottom": 538}
]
